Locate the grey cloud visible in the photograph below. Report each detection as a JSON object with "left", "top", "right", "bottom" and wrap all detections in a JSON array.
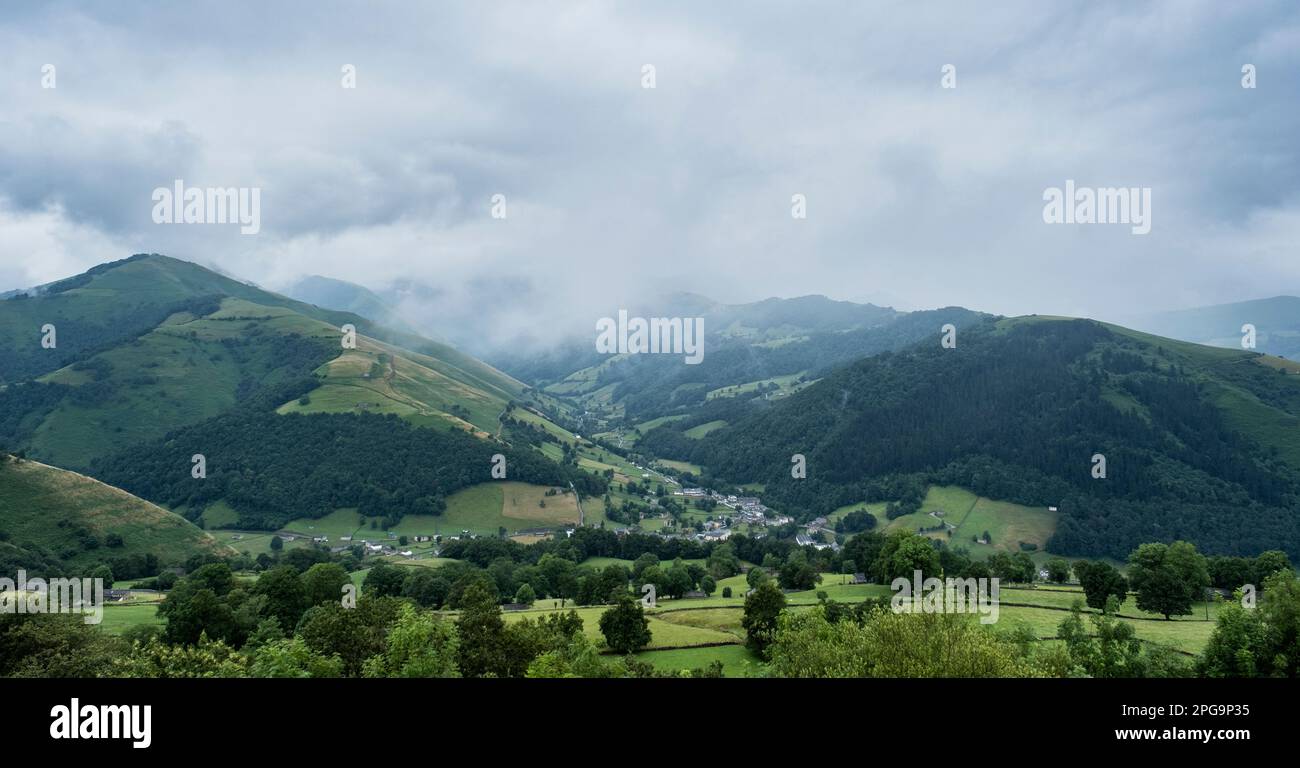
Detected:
[{"left": 1, "top": 0, "right": 1298, "bottom": 345}]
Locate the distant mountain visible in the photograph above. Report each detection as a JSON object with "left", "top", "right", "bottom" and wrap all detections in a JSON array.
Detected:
[
  {"left": 510, "top": 294, "right": 980, "bottom": 433},
  {"left": 1126, "top": 296, "right": 1300, "bottom": 359},
  {"left": 0, "top": 254, "right": 601, "bottom": 530},
  {"left": 282, "top": 274, "right": 417, "bottom": 335},
  {"left": 664, "top": 315, "right": 1300, "bottom": 559},
  {"left": 0, "top": 455, "right": 234, "bottom": 577}
]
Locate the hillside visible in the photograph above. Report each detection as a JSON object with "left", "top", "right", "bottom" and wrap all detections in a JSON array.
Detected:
[
  {"left": 668, "top": 316, "right": 1300, "bottom": 560},
  {"left": 527, "top": 299, "right": 982, "bottom": 430},
  {"left": 1125, "top": 296, "right": 1300, "bottom": 360},
  {"left": 0, "top": 255, "right": 599, "bottom": 532},
  {"left": 0, "top": 455, "right": 234, "bottom": 577},
  {"left": 0, "top": 254, "right": 536, "bottom": 468}
]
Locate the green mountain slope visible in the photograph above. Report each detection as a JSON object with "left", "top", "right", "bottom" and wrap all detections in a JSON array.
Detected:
[
  {"left": 0, "top": 254, "right": 534, "bottom": 469},
  {"left": 0, "top": 254, "right": 602, "bottom": 533},
  {"left": 524, "top": 298, "right": 978, "bottom": 429},
  {"left": 0, "top": 455, "right": 234, "bottom": 576},
  {"left": 1126, "top": 296, "right": 1300, "bottom": 359},
  {"left": 675, "top": 316, "right": 1300, "bottom": 560}
]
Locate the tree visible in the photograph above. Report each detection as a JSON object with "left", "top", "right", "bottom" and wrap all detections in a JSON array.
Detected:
[
  {"left": 253, "top": 566, "right": 309, "bottom": 633},
  {"left": 301, "top": 563, "right": 350, "bottom": 607},
  {"left": 456, "top": 581, "right": 510, "bottom": 678},
  {"left": 0, "top": 614, "right": 125, "bottom": 678},
  {"left": 598, "top": 595, "right": 652, "bottom": 654},
  {"left": 699, "top": 575, "right": 716, "bottom": 596},
  {"left": 362, "top": 604, "right": 460, "bottom": 678},
  {"left": 296, "top": 597, "right": 400, "bottom": 676},
  {"left": 1252, "top": 550, "right": 1293, "bottom": 585},
  {"left": 1128, "top": 541, "right": 1209, "bottom": 620},
  {"left": 1045, "top": 558, "right": 1071, "bottom": 584},
  {"left": 663, "top": 558, "right": 695, "bottom": 598},
  {"left": 362, "top": 562, "right": 406, "bottom": 598},
  {"left": 401, "top": 569, "right": 451, "bottom": 608},
  {"left": 1057, "top": 598, "right": 1144, "bottom": 677},
  {"left": 1198, "top": 596, "right": 1268, "bottom": 677},
  {"left": 1074, "top": 560, "right": 1128, "bottom": 610},
  {"left": 746, "top": 566, "right": 769, "bottom": 590},
  {"left": 706, "top": 542, "right": 741, "bottom": 578},
  {"left": 779, "top": 550, "right": 821, "bottom": 591},
  {"left": 269, "top": 535, "right": 284, "bottom": 552},
  {"left": 631, "top": 552, "right": 659, "bottom": 580},
  {"left": 250, "top": 637, "right": 344, "bottom": 678},
  {"left": 514, "top": 583, "right": 536, "bottom": 606},
  {"left": 742, "top": 581, "right": 787, "bottom": 653},
  {"left": 767, "top": 604, "right": 1032, "bottom": 678},
  {"left": 538, "top": 554, "right": 579, "bottom": 602},
  {"left": 842, "top": 531, "right": 884, "bottom": 583},
  {"left": 722, "top": 586, "right": 733, "bottom": 598}
]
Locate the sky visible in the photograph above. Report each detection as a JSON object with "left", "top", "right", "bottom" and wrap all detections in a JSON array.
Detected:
[{"left": 1, "top": 1, "right": 1298, "bottom": 347}]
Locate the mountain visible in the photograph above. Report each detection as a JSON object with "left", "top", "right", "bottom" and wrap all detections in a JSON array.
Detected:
[
  {"left": 282, "top": 274, "right": 418, "bottom": 335},
  {"left": 659, "top": 315, "right": 1300, "bottom": 560},
  {"left": 0, "top": 455, "right": 234, "bottom": 577},
  {"left": 495, "top": 292, "right": 903, "bottom": 387},
  {"left": 0, "top": 254, "right": 602, "bottom": 530},
  {"left": 1125, "top": 296, "right": 1300, "bottom": 359},
  {"left": 517, "top": 298, "right": 983, "bottom": 437},
  {"left": 0, "top": 254, "right": 534, "bottom": 468}
]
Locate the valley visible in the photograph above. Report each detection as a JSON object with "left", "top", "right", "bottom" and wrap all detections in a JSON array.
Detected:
[{"left": 3, "top": 254, "right": 1299, "bottom": 684}]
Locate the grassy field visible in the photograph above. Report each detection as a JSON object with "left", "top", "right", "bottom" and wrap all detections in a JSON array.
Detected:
[
  {"left": 88, "top": 567, "right": 1222, "bottom": 665},
  {"left": 275, "top": 340, "right": 505, "bottom": 435},
  {"left": 832, "top": 486, "right": 1058, "bottom": 558},
  {"left": 683, "top": 420, "right": 728, "bottom": 439},
  {"left": 97, "top": 603, "right": 164, "bottom": 635},
  {"left": 498, "top": 605, "right": 738, "bottom": 650},
  {"left": 31, "top": 298, "right": 341, "bottom": 469},
  {"left": 705, "top": 371, "right": 807, "bottom": 401},
  {"left": 0, "top": 457, "right": 234, "bottom": 571},
  {"left": 657, "top": 458, "right": 704, "bottom": 476},
  {"left": 280, "top": 482, "right": 585, "bottom": 540},
  {"left": 219, "top": 529, "right": 314, "bottom": 557}
]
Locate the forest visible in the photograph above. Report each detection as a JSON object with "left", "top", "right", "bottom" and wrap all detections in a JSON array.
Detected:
[
  {"left": 93, "top": 410, "right": 607, "bottom": 529},
  {"left": 669, "top": 319, "right": 1300, "bottom": 559}
]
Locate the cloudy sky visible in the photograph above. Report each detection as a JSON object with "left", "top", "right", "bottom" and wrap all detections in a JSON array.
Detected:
[{"left": 1, "top": 1, "right": 1298, "bottom": 346}]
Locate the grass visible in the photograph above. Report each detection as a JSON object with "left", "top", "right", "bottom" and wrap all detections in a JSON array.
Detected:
[
  {"left": 0, "top": 457, "right": 234, "bottom": 571},
  {"left": 96, "top": 603, "right": 164, "bottom": 635},
  {"left": 88, "top": 567, "right": 1222, "bottom": 660},
  {"left": 281, "top": 482, "right": 585, "bottom": 540},
  {"left": 31, "top": 298, "right": 339, "bottom": 469},
  {"left": 833, "top": 486, "right": 1057, "bottom": 558},
  {"left": 705, "top": 371, "right": 807, "bottom": 401},
  {"left": 498, "top": 605, "right": 737, "bottom": 650},
  {"left": 684, "top": 420, "right": 728, "bottom": 439},
  {"left": 218, "top": 529, "right": 313, "bottom": 557},
  {"left": 657, "top": 458, "right": 703, "bottom": 475},
  {"left": 6, "top": 255, "right": 537, "bottom": 469},
  {"left": 276, "top": 340, "right": 506, "bottom": 435}
]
